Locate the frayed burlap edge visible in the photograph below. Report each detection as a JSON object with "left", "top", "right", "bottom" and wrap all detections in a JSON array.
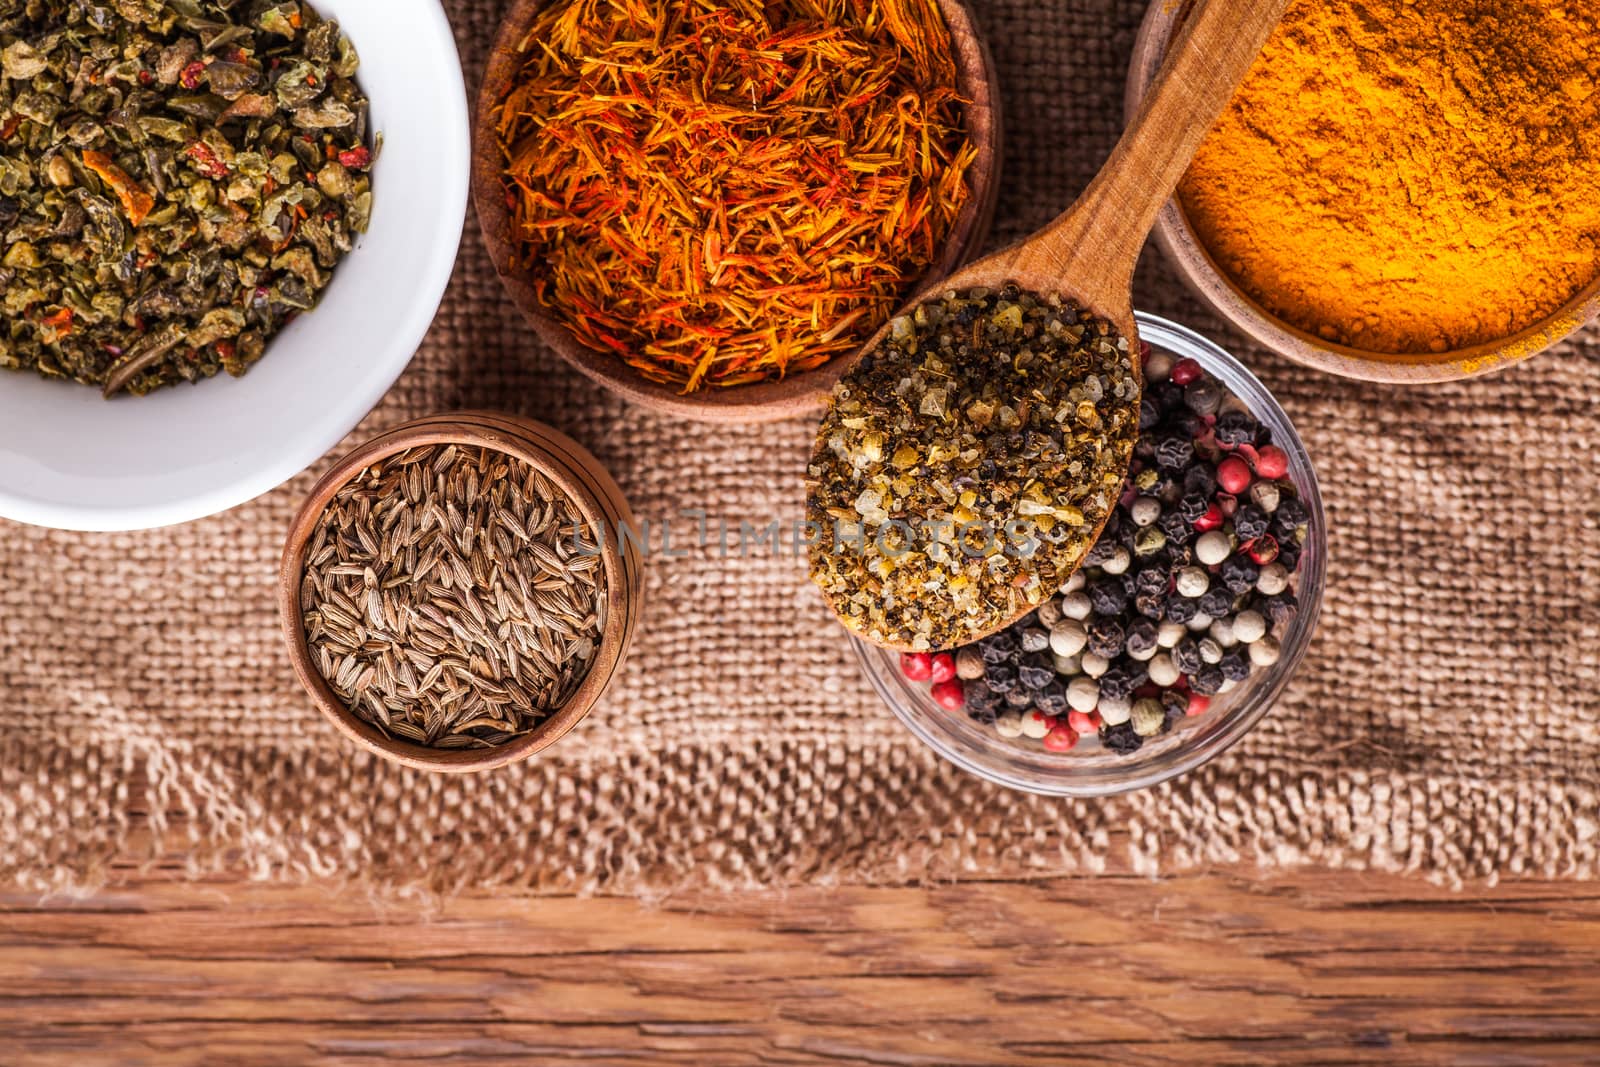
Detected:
[{"left": 6, "top": 734, "right": 1597, "bottom": 897}]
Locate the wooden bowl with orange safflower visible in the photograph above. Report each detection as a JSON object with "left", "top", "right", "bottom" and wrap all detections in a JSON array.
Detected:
[{"left": 472, "top": 0, "right": 1001, "bottom": 423}]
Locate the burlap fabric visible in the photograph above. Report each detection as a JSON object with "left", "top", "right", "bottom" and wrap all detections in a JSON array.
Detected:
[{"left": 3, "top": 0, "right": 1598, "bottom": 896}]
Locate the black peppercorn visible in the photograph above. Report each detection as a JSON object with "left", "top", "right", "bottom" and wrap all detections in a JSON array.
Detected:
[
  {"left": 1178, "top": 492, "right": 1212, "bottom": 523},
  {"left": 1212, "top": 410, "right": 1259, "bottom": 447},
  {"left": 984, "top": 663, "right": 1017, "bottom": 693},
  {"left": 1275, "top": 496, "right": 1309, "bottom": 529},
  {"left": 967, "top": 702, "right": 999, "bottom": 725},
  {"left": 1154, "top": 435, "right": 1194, "bottom": 472},
  {"left": 1158, "top": 509, "right": 1194, "bottom": 546},
  {"left": 1088, "top": 577, "right": 1129, "bottom": 615},
  {"left": 1102, "top": 722, "right": 1144, "bottom": 754},
  {"left": 1004, "top": 686, "right": 1033, "bottom": 707},
  {"left": 1134, "top": 591, "right": 1168, "bottom": 620},
  {"left": 1199, "top": 587, "right": 1235, "bottom": 619},
  {"left": 1018, "top": 653, "right": 1055, "bottom": 691},
  {"left": 1183, "top": 463, "right": 1218, "bottom": 497},
  {"left": 1264, "top": 591, "right": 1298, "bottom": 626},
  {"left": 1152, "top": 381, "right": 1185, "bottom": 414},
  {"left": 1190, "top": 664, "right": 1226, "bottom": 696},
  {"left": 1138, "top": 396, "right": 1161, "bottom": 431},
  {"left": 1219, "top": 650, "right": 1252, "bottom": 683},
  {"left": 1087, "top": 618, "right": 1126, "bottom": 659},
  {"left": 979, "top": 633, "right": 1016, "bottom": 665},
  {"left": 1135, "top": 566, "right": 1169, "bottom": 597},
  {"left": 1083, "top": 532, "right": 1118, "bottom": 566},
  {"left": 967, "top": 683, "right": 1002, "bottom": 713},
  {"left": 1165, "top": 595, "right": 1199, "bottom": 624},
  {"left": 1220, "top": 555, "right": 1260, "bottom": 595},
  {"left": 1233, "top": 505, "right": 1270, "bottom": 542},
  {"left": 1161, "top": 689, "right": 1188, "bottom": 724},
  {"left": 1036, "top": 681, "right": 1069, "bottom": 716},
  {"left": 1171, "top": 638, "right": 1203, "bottom": 675},
  {"left": 1125, "top": 620, "right": 1159, "bottom": 658},
  {"left": 1277, "top": 543, "right": 1301, "bottom": 572}
]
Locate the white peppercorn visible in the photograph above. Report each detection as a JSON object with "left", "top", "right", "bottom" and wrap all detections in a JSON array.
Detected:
[
  {"left": 1128, "top": 640, "right": 1158, "bottom": 662},
  {"left": 1148, "top": 652, "right": 1181, "bottom": 687},
  {"left": 1217, "top": 677, "right": 1238, "bottom": 695},
  {"left": 1052, "top": 651, "right": 1082, "bottom": 675},
  {"left": 1175, "top": 566, "right": 1210, "bottom": 598},
  {"left": 1036, "top": 597, "right": 1063, "bottom": 628},
  {"left": 1256, "top": 562, "right": 1290, "bottom": 596},
  {"left": 1157, "top": 619, "right": 1187, "bottom": 648},
  {"left": 1060, "top": 591, "right": 1093, "bottom": 621},
  {"left": 1130, "top": 496, "right": 1162, "bottom": 527},
  {"left": 1098, "top": 693, "right": 1132, "bottom": 726},
  {"left": 1102, "top": 545, "right": 1131, "bottom": 575},
  {"left": 1066, "top": 677, "right": 1100, "bottom": 713},
  {"left": 1130, "top": 698, "right": 1165, "bottom": 737},
  {"left": 1186, "top": 612, "right": 1214, "bottom": 632},
  {"left": 1195, "top": 530, "right": 1232, "bottom": 566},
  {"left": 1232, "top": 610, "right": 1268, "bottom": 644},
  {"left": 1080, "top": 651, "right": 1110, "bottom": 678},
  {"left": 1198, "top": 636, "right": 1223, "bottom": 664},
  {"left": 1143, "top": 349, "right": 1174, "bottom": 382},
  {"left": 1209, "top": 616, "right": 1237, "bottom": 648},
  {"left": 1020, "top": 710, "right": 1051, "bottom": 738},
  {"left": 995, "top": 711, "right": 1025, "bottom": 738},
  {"left": 955, "top": 647, "right": 986, "bottom": 680},
  {"left": 1063, "top": 571, "right": 1086, "bottom": 594},
  {"left": 1020, "top": 626, "right": 1050, "bottom": 653},
  {"left": 1249, "top": 635, "right": 1282, "bottom": 667},
  {"left": 1249, "top": 481, "right": 1281, "bottom": 514},
  {"left": 1049, "top": 618, "right": 1088, "bottom": 657}
]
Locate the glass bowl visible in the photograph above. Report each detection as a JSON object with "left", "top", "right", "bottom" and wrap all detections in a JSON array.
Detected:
[{"left": 851, "top": 313, "right": 1327, "bottom": 796}]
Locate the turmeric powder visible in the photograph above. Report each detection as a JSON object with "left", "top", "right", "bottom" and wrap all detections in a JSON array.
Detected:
[{"left": 1179, "top": 0, "right": 1600, "bottom": 356}]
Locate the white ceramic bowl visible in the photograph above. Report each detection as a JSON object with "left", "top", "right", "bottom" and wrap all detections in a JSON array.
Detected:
[{"left": 0, "top": 0, "right": 469, "bottom": 531}]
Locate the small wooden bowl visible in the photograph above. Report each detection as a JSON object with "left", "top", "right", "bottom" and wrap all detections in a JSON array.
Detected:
[
  {"left": 471, "top": 0, "right": 1003, "bottom": 423},
  {"left": 278, "top": 412, "right": 644, "bottom": 773},
  {"left": 1127, "top": 0, "right": 1600, "bottom": 384}
]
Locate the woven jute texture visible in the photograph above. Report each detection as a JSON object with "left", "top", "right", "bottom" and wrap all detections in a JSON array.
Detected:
[{"left": 3, "top": 0, "right": 1598, "bottom": 896}]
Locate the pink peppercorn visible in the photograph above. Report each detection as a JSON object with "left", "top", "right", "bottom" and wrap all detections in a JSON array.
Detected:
[
  {"left": 930, "top": 679, "right": 965, "bottom": 710},
  {"left": 1247, "top": 535, "right": 1281, "bottom": 565},
  {"left": 1187, "top": 693, "right": 1211, "bottom": 717},
  {"left": 1170, "top": 358, "right": 1203, "bottom": 386},
  {"left": 1043, "top": 727, "right": 1079, "bottom": 753},
  {"left": 1217, "top": 456, "right": 1252, "bottom": 495},
  {"left": 1254, "top": 445, "right": 1289, "bottom": 480},
  {"left": 1194, "top": 502, "right": 1224, "bottom": 532},
  {"left": 1067, "top": 709, "right": 1097, "bottom": 735},
  {"left": 928, "top": 652, "right": 957, "bottom": 685},
  {"left": 900, "top": 652, "right": 933, "bottom": 681}
]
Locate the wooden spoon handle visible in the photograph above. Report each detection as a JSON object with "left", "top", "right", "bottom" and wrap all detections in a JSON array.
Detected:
[{"left": 1012, "top": 0, "right": 1292, "bottom": 308}]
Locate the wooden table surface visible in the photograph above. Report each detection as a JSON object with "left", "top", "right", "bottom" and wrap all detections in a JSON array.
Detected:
[{"left": 5, "top": 864, "right": 1598, "bottom": 1065}]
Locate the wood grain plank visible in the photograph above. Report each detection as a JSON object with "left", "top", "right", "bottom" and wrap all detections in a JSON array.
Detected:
[{"left": 3, "top": 872, "right": 1599, "bottom": 1065}]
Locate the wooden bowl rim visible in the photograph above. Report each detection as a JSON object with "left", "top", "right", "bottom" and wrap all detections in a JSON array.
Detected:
[
  {"left": 470, "top": 0, "right": 1005, "bottom": 423},
  {"left": 1127, "top": 0, "right": 1600, "bottom": 384},
  {"left": 277, "top": 411, "right": 641, "bottom": 773}
]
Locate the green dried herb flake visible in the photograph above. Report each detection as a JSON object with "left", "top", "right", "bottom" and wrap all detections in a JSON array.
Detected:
[{"left": 0, "top": 0, "right": 375, "bottom": 397}]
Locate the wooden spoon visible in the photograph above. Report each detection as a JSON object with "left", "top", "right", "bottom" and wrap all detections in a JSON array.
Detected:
[{"left": 813, "top": 0, "right": 1292, "bottom": 652}]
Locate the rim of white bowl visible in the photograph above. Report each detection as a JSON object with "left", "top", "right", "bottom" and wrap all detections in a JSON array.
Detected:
[{"left": 0, "top": 1, "right": 469, "bottom": 532}]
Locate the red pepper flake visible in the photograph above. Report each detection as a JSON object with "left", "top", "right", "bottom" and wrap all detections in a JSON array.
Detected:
[
  {"left": 337, "top": 146, "right": 371, "bottom": 169},
  {"left": 184, "top": 141, "right": 230, "bottom": 180},
  {"left": 81, "top": 150, "right": 155, "bottom": 226},
  {"left": 0, "top": 115, "right": 20, "bottom": 141},
  {"left": 215, "top": 339, "right": 236, "bottom": 361},
  {"left": 138, "top": 70, "right": 153, "bottom": 85},
  {"left": 40, "top": 307, "right": 74, "bottom": 337},
  {"left": 180, "top": 60, "right": 207, "bottom": 90}
]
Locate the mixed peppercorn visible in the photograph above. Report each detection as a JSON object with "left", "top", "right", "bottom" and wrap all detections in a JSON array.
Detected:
[{"left": 895, "top": 346, "right": 1310, "bottom": 756}]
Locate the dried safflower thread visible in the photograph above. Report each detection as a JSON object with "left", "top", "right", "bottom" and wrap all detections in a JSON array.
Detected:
[
  {"left": 807, "top": 285, "right": 1140, "bottom": 651},
  {"left": 493, "top": 0, "right": 977, "bottom": 392}
]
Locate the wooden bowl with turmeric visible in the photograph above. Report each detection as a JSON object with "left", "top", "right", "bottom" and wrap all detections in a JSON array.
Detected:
[
  {"left": 473, "top": 0, "right": 1002, "bottom": 423},
  {"left": 1128, "top": 0, "right": 1600, "bottom": 384}
]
